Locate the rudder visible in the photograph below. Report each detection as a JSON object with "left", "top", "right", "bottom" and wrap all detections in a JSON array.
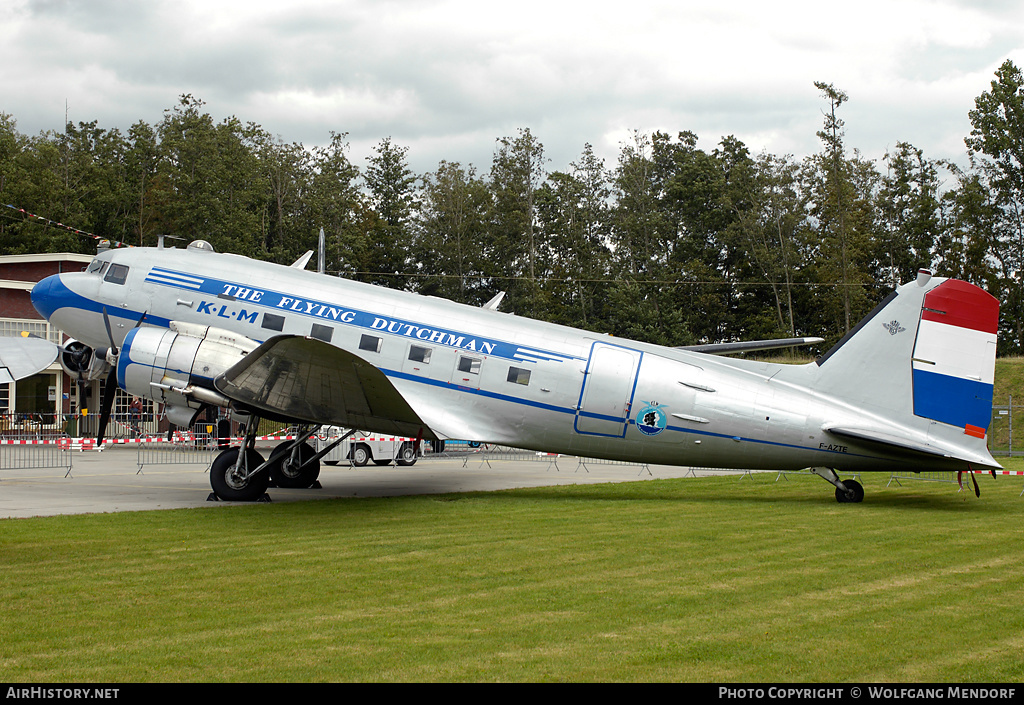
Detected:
[{"left": 911, "top": 278, "right": 999, "bottom": 438}]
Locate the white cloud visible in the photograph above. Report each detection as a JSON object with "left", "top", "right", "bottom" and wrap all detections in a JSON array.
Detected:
[{"left": 2, "top": 0, "right": 1024, "bottom": 174}]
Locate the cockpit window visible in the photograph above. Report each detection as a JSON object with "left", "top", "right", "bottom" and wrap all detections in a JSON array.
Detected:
[
  {"left": 103, "top": 263, "right": 130, "bottom": 285},
  {"left": 86, "top": 259, "right": 110, "bottom": 276}
]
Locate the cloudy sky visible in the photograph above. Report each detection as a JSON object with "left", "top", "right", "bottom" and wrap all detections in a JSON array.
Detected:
[{"left": 3, "top": 0, "right": 1024, "bottom": 177}]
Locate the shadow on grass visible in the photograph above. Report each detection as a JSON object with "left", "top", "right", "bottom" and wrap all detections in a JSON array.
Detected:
[{"left": 412, "top": 474, "right": 1012, "bottom": 513}]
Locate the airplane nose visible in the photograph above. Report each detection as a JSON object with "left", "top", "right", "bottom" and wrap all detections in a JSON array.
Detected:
[{"left": 31, "top": 274, "right": 62, "bottom": 321}]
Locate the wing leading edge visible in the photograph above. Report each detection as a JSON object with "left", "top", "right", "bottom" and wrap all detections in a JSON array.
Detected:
[{"left": 214, "top": 335, "right": 436, "bottom": 439}]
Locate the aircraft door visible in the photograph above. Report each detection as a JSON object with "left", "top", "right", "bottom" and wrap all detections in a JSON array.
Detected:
[{"left": 575, "top": 341, "right": 641, "bottom": 437}]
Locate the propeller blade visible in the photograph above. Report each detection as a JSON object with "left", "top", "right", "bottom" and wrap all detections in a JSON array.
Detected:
[
  {"left": 102, "top": 307, "right": 117, "bottom": 354},
  {"left": 95, "top": 368, "right": 118, "bottom": 447},
  {"left": 96, "top": 309, "right": 146, "bottom": 444}
]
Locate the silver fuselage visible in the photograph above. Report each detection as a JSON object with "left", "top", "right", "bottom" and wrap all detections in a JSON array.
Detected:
[{"left": 30, "top": 245, "right": 996, "bottom": 473}]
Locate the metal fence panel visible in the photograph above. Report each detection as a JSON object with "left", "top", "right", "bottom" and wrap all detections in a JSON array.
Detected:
[
  {"left": 989, "top": 401, "right": 1022, "bottom": 456},
  {"left": 136, "top": 425, "right": 218, "bottom": 473},
  {"left": 0, "top": 437, "right": 72, "bottom": 475}
]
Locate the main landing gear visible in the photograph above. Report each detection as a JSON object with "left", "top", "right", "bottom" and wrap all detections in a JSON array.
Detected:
[
  {"left": 209, "top": 421, "right": 355, "bottom": 501},
  {"left": 810, "top": 467, "right": 864, "bottom": 504}
]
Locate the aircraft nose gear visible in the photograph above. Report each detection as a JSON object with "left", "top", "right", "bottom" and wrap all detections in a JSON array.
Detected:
[{"left": 811, "top": 467, "right": 864, "bottom": 503}]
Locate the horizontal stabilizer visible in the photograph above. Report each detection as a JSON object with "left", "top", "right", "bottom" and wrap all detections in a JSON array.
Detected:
[
  {"left": 823, "top": 425, "right": 1001, "bottom": 469},
  {"left": 681, "top": 337, "right": 824, "bottom": 355}
]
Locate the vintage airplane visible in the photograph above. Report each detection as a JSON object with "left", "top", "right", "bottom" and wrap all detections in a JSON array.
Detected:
[{"left": 22, "top": 239, "right": 1000, "bottom": 503}]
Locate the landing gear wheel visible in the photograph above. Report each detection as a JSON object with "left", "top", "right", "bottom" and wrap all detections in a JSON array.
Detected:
[
  {"left": 835, "top": 478, "right": 864, "bottom": 504},
  {"left": 351, "top": 444, "right": 371, "bottom": 467},
  {"left": 210, "top": 448, "right": 269, "bottom": 501},
  {"left": 396, "top": 442, "right": 417, "bottom": 466},
  {"left": 268, "top": 441, "right": 320, "bottom": 488}
]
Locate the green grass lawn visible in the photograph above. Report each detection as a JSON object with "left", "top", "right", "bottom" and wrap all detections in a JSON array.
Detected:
[{"left": 2, "top": 467, "right": 1023, "bottom": 683}]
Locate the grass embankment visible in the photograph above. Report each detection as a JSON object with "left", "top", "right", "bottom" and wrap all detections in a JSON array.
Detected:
[{"left": 2, "top": 469, "right": 1023, "bottom": 682}]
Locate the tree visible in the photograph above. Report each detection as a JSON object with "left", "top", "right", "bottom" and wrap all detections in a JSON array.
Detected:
[
  {"left": 488, "top": 128, "right": 548, "bottom": 315},
  {"left": 305, "top": 131, "right": 367, "bottom": 278},
  {"left": 534, "top": 143, "right": 612, "bottom": 327},
  {"left": 966, "top": 59, "right": 1024, "bottom": 354},
  {"left": 806, "top": 82, "right": 876, "bottom": 337},
  {"left": 157, "top": 95, "right": 264, "bottom": 255},
  {"left": 725, "top": 151, "right": 805, "bottom": 338},
  {"left": 875, "top": 142, "right": 940, "bottom": 287},
  {"left": 415, "top": 160, "right": 490, "bottom": 304},
  {"left": 364, "top": 137, "right": 417, "bottom": 288}
]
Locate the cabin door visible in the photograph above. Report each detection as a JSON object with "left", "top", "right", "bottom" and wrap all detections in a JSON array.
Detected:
[{"left": 574, "top": 341, "right": 641, "bottom": 437}]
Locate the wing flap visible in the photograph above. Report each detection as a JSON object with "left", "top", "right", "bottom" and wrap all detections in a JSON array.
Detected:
[{"left": 214, "top": 335, "right": 435, "bottom": 438}]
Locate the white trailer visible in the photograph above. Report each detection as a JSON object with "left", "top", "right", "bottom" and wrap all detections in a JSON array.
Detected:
[{"left": 314, "top": 426, "right": 419, "bottom": 466}]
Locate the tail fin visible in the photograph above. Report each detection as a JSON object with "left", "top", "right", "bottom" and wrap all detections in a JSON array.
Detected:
[{"left": 806, "top": 270, "right": 999, "bottom": 467}]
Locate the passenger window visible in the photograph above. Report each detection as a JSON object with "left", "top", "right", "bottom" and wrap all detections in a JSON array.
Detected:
[
  {"left": 103, "top": 263, "right": 128, "bottom": 284},
  {"left": 360, "top": 334, "right": 382, "bottom": 353},
  {"left": 507, "top": 366, "right": 531, "bottom": 385},
  {"left": 458, "top": 356, "right": 481, "bottom": 374},
  {"left": 311, "top": 324, "right": 333, "bottom": 343},
  {"left": 409, "top": 345, "right": 432, "bottom": 363},
  {"left": 262, "top": 313, "right": 285, "bottom": 332}
]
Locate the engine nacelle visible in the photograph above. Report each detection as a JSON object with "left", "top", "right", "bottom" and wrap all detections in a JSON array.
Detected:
[
  {"left": 118, "top": 322, "right": 259, "bottom": 427},
  {"left": 59, "top": 339, "right": 111, "bottom": 381}
]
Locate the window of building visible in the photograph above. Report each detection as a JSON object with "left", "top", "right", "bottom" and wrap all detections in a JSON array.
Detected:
[
  {"left": 360, "top": 334, "right": 382, "bottom": 353},
  {"left": 507, "top": 366, "right": 531, "bottom": 385},
  {"left": 0, "top": 319, "right": 58, "bottom": 344}
]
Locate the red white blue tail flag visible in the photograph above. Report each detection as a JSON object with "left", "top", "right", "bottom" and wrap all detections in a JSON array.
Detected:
[{"left": 911, "top": 280, "right": 999, "bottom": 438}]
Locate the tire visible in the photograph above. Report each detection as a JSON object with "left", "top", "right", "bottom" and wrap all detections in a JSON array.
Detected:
[
  {"left": 210, "top": 448, "right": 269, "bottom": 501},
  {"left": 835, "top": 478, "right": 864, "bottom": 503},
  {"left": 268, "top": 441, "right": 320, "bottom": 489},
  {"left": 396, "top": 442, "right": 417, "bottom": 466},
  {"left": 351, "top": 444, "right": 371, "bottom": 467}
]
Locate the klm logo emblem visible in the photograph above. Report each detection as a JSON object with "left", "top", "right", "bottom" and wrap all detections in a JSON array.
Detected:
[{"left": 882, "top": 320, "right": 905, "bottom": 336}]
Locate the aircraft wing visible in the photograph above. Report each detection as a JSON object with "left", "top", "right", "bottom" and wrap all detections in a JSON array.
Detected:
[
  {"left": 680, "top": 337, "right": 824, "bottom": 355},
  {"left": 0, "top": 336, "right": 58, "bottom": 384},
  {"left": 213, "top": 335, "right": 436, "bottom": 439}
]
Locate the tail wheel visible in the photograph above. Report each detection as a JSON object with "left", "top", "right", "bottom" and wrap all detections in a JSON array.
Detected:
[
  {"left": 835, "top": 479, "right": 864, "bottom": 503},
  {"left": 268, "top": 441, "right": 320, "bottom": 489},
  {"left": 396, "top": 442, "right": 417, "bottom": 466},
  {"left": 210, "top": 448, "right": 269, "bottom": 501}
]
